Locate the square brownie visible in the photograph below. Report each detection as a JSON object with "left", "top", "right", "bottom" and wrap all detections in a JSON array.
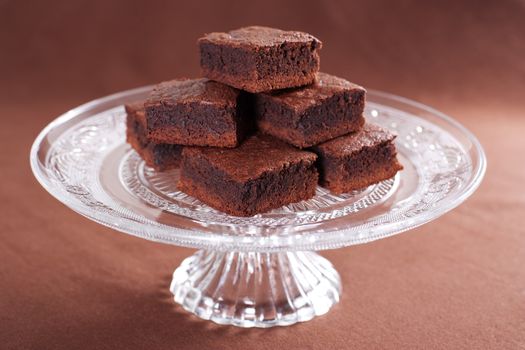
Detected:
[
  {"left": 145, "top": 78, "right": 253, "bottom": 147},
  {"left": 126, "top": 102, "right": 183, "bottom": 171},
  {"left": 178, "top": 134, "right": 319, "bottom": 216},
  {"left": 198, "top": 26, "right": 322, "bottom": 93},
  {"left": 311, "top": 123, "right": 403, "bottom": 194},
  {"left": 255, "top": 72, "right": 366, "bottom": 148}
]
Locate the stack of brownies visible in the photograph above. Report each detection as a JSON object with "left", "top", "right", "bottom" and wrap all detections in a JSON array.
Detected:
[{"left": 126, "top": 26, "right": 403, "bottom": 217}]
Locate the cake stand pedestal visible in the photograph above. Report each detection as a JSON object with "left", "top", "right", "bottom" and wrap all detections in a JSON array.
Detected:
[{"left": 170, "top": 250, "right": 340, "bottom": 327}]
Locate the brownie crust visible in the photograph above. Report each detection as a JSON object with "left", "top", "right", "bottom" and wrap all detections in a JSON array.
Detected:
[
  {"left": 145, "top": 78, "right": 253, "bottom": 148},
  {"left": 126, "top": 102, "right": 183, "bottom": 171},
  {"left": 199, "top": 26, "right": 322, "bottom": 93},
  {"left": 311, "top": 123, "right": 403, "bottom": 194},
  {"left": 256, "top": 73, "right": 366, "bottom": 148},
  {"left": 178, "top": 134, "right": 319, "bottom": 216}
]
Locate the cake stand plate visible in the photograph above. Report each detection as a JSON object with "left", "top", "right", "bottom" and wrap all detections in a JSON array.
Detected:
[{"left": 30, "top": 87, "right": 486, "bottom": 328}]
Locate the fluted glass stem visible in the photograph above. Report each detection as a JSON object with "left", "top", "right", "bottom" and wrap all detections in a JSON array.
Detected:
[{"left": 170, "top": 250, "right": 341, "bottom": 328}]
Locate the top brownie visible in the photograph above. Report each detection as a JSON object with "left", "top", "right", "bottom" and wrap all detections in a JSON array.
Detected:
[
  {"left": 198, "top": 26, "right": 322, "bottom": 93},
  {"left": 144, "top": 78, "right": 252, "bottom": 148}
]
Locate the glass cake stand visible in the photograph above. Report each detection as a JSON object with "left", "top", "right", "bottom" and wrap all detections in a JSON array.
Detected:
[{"left": 30, "top": 87, "right": 486, "bottom": 328}]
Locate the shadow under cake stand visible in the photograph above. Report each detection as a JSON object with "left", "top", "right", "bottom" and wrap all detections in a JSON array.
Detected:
[{"left": 30, "top": 87, "right": 486, "bottom": 328}]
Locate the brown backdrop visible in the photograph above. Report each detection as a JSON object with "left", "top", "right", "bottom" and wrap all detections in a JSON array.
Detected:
[{"left": 1, "top": 0, "right": 525, "bottom": 349}]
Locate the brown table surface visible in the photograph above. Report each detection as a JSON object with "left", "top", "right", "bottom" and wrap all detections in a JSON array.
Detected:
[{"left": 1, "top": 0, "right": 524, "bottom": 349}]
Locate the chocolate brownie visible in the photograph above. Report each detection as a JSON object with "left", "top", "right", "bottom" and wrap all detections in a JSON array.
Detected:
[
  {"left": 145, "top": 78, "right": 253, "bottom": 147},
  {"left": 255, "top": 72, "right": 366, "bottom": 148},
  {"left": 198, "top": 26, "right": 322, "bottom": 93},
  {"left": 311, "top": 123, "right": 403, "bottom": 194},
  {"left": 178, "top": 134, "right": 319, "bottom": 216},
  {"left": 126, "top": 102, "right": 183, "bottom": 171}
]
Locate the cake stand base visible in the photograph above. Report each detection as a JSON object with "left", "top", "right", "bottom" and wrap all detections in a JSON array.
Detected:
[{"left": 170, "top": 250, "right": 341, "bottom": 328}]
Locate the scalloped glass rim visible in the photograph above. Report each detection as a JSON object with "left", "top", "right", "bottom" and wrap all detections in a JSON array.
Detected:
[{"left": 30, "top": 86, "right": 486, "bottom": 252}]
